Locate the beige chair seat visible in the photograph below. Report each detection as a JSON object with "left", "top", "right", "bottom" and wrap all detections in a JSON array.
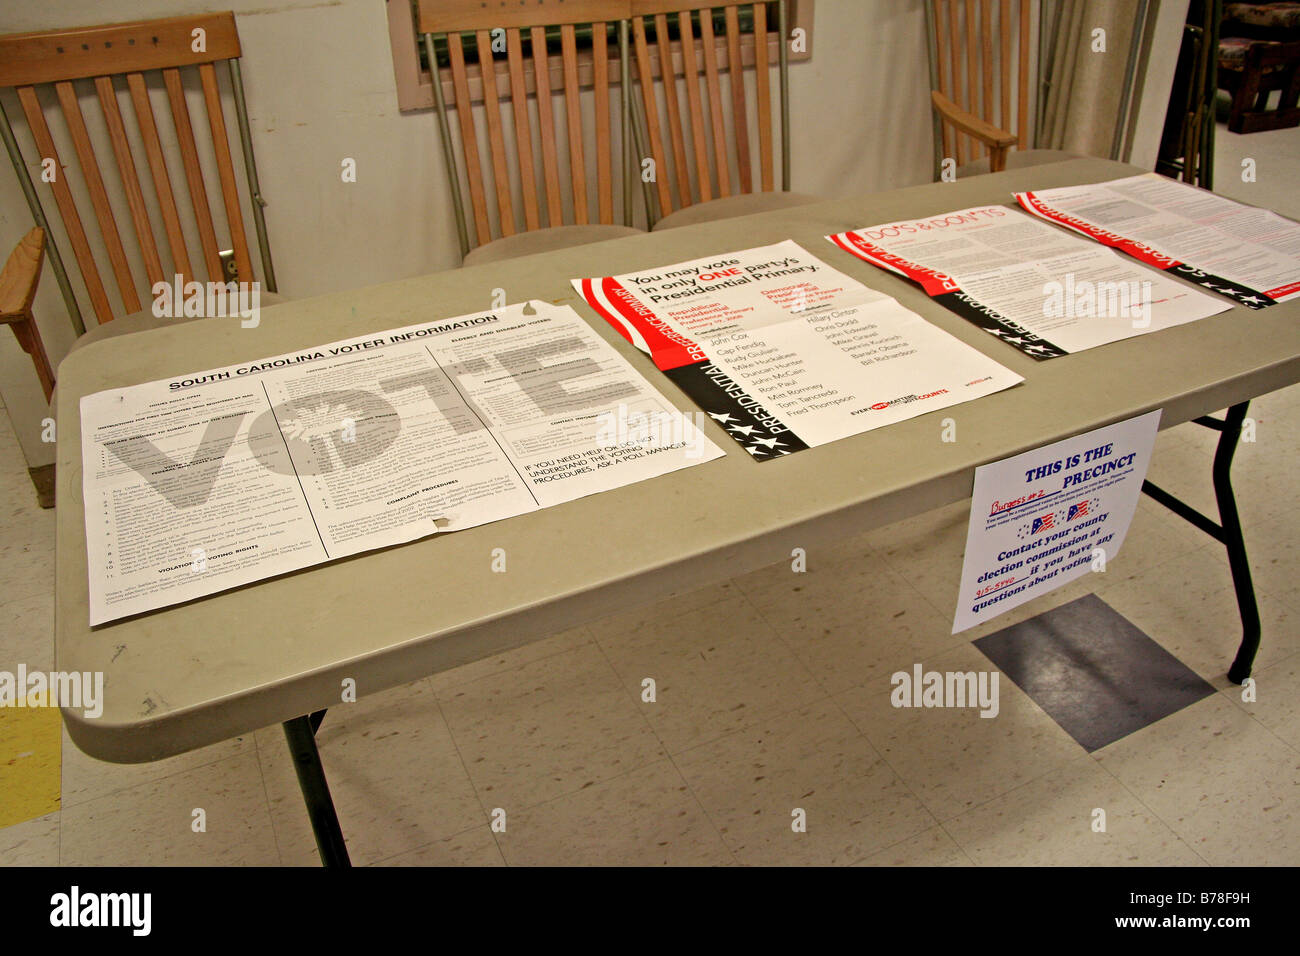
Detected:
[
  {"left": 651, "top": 191, "right": 821, "bottom": 231},
  {"left": 956, "top": 148, "right": 1080, "bottom": 179},
  {"left": 68, "top": 291, "right": 289, "bottom": 355},
  {"left": 462, "top": 224, "right": 643, "bottom": 267}
]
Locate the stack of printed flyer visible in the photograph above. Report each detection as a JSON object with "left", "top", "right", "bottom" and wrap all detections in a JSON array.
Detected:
[
  {"left": 80, "top": 301, "right": 723, "bottom": 625},
  {"left": 573, "top": 239, "right": 1023, "bottom": 456},
  {"left": 82, "top": 247, "right": 1025, "bottom": 624},
  {"left": 1016, "top": 173, "right": 1300, "bottom": 307},
  {"left": 828, "top": 174, "right": 1300, "bottom": 360},
  {"left": 86, "top": 174, "right": 1290, "bottom": 625}
]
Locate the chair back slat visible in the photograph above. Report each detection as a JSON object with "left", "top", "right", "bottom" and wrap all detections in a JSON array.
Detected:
[
  {"left": 126, "top": 71, "right": 193, "bottom": 283},
  {"left": 560, "top": 24, "right": 589, "bottom": 225},
  {"left": 16, "top": 84, "right": 115, "bottom": 324},
  {"left": 723, "top": 6, "right": 751, "bottom": 195},
  {"left": 752, "top": 2, "right": 772, "bottom": 191},
  {"left": 530, "top": 26, "right": 566, "bottom": 228},
  {"left": 163, "top": 68, "right": 224, "bottom": 281},
  {"left": 677, "top": 11, "right": 714, "bottom": 203},
  {"left": 964, "top": 0, "right": 978, "bottom": 150},
  {"left": 1017, "top": 0, "right": 1030, "bottom": 147},
  {"left": 505, "top": 29, "right": 541, "bottom": 232},
  {"left": 95, "top": 75, "right": 165, "bottom": 287},
  {"left": 654, "top": 13, "right": 692, "bottom": 207},
  {"left": 591, "top": 24, "right": 613, "bottom": 225},
  {"left": 55, "top": 80, "right": 141, "bottom": 313},
  {"left": 981, "top": 0, "right": 994, "bottom": 130},
  {"left": 631, "top": 17, "right": 674, "bottom": 216},
  {"left": 2, "top": 11, "right": 272, "bottom": 331},
  {"left": 999, "top": 0, "right": 1012, "bottom": 134},
  {"left": 445, "top": 33, "right": 492, "bottom": 245},
  {"left": 475, "top": 30, "right": 516, "bottom": 237},
  {"left": 198, "top": 63, "right": 251, "bottom": 284},
  {"left": 697, "top": 10, "right": 731, "bottom": 198}
]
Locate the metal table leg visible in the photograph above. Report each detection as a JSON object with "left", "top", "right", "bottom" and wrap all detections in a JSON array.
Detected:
[
  {"left": 282, "top": 711, "right": 351, "bottom": 867},
  {"left": 1141, "top": 401, "right": 1261, "bottom": 684}
]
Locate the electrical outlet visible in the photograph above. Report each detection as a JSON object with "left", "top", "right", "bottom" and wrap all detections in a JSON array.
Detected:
[{"left": 219, "top": 249, "right": 238, "bottom": 281}]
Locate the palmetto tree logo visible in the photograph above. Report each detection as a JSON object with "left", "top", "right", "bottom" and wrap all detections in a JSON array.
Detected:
[
  {"left": 279, "top": 398, "right": 354, "bottom": 446},
  {"left": 250, "top": 389, "right": 401, "bottom": 476}
]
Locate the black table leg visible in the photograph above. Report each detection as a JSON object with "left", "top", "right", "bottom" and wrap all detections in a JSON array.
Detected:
[
  {"left": 1214, "top": 404, "right": 1262, "bottom": 684},
  {"left": 1141, "top": 401, "right": 1260, "bottom": 684},
  {"left": 283, "top": 713, "right": 351, "bottom": 867}
]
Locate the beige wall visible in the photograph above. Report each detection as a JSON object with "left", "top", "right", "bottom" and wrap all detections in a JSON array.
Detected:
[{"left": 0, "top": 0, "right": 1176, "bottom": 473}]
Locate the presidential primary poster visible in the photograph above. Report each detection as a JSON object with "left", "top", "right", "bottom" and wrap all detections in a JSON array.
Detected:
[{"left": 574, "top": 240, "right": 1022, "bottom": 459}]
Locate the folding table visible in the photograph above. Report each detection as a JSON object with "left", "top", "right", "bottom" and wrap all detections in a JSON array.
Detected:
[{"left": 54, "top": 158, "right": 1300, "bottom": 866}]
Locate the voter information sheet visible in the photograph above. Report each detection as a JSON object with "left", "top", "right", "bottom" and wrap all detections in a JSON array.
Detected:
[
  {"left": 829, "top": 206, "right": 1229, "bottom": 360},
  {"left": 1017, "top": 173, "right": 1300, "bottom": 307},
  {"left": 573, "top": 240, "right": 1022, "bottom": 459},
  {"left": 952, "top": 410, "right": 1161, "bottom": 633},
  {"left": 79, "top": 301, "right": 723, "bottom": 625}
]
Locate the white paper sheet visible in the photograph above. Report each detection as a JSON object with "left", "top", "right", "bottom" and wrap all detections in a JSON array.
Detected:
[
  {"left": 828, "top": 205, "right": 1229, "bottom": 360},
  {"left": 79, "top": 301, "right": 723, "bottom": 625},
  {"left": 952, "top": 410, "right": 1161, "bottom": 633},
  {"left": 573, "top": 240, "right": 1023, "bottom": 458},
  {"left": 1017, "top": 173, "right": 1300, "bottom": 306}
]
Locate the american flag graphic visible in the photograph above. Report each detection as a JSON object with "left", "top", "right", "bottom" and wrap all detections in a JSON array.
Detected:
[
  {"left": 1032, "top": 513, "right": 1055, "bottom": 534},
  {"left": 1068, "top": 500, "right": 1090, "bottom": 521}
]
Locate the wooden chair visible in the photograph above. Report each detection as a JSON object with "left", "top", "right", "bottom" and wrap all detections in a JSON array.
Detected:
[
  {"left": 1218, "top": 0, "right": 1300, "bottom": 135},
  {"left": 924, "top": 0, "right": 1074, "bottom": 178},
  {"left": 628, "top": 0, "right": 818, "bottom": 230},
  {"left": 0, "top": 11, "right": 281, "bottom": 382},
  {"left": 1219, "top": 37, "right": 1300, "bottom": 131},
  {"left": 415, "top": 0, "right": 643, "bottom": 267}
]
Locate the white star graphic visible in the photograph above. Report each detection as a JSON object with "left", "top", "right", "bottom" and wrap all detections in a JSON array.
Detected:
[
  {"left": 745, "top": 444, "right": 768, "bottom": 456},
  {"left": 708, "top": 412, "right": 737, "bottom": 423},
  {"left": 754, "top": 436, "right": 785, "bottom": 449},
  {"left": 1240, "top": 295, "right": 1267, "bottom": 305},
  {"left": 729, "top": 424, "right": 759, "bottom": 437}
]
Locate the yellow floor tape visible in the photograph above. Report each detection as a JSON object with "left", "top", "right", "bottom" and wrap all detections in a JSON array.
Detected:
[{"left": 0, "top": 695, "right": 62, "bottom": 828}]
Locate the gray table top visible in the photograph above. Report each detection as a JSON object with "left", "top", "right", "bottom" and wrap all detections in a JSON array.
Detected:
[{"left": 54, "top": 158, "right": 1300, "bottom": 761}]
